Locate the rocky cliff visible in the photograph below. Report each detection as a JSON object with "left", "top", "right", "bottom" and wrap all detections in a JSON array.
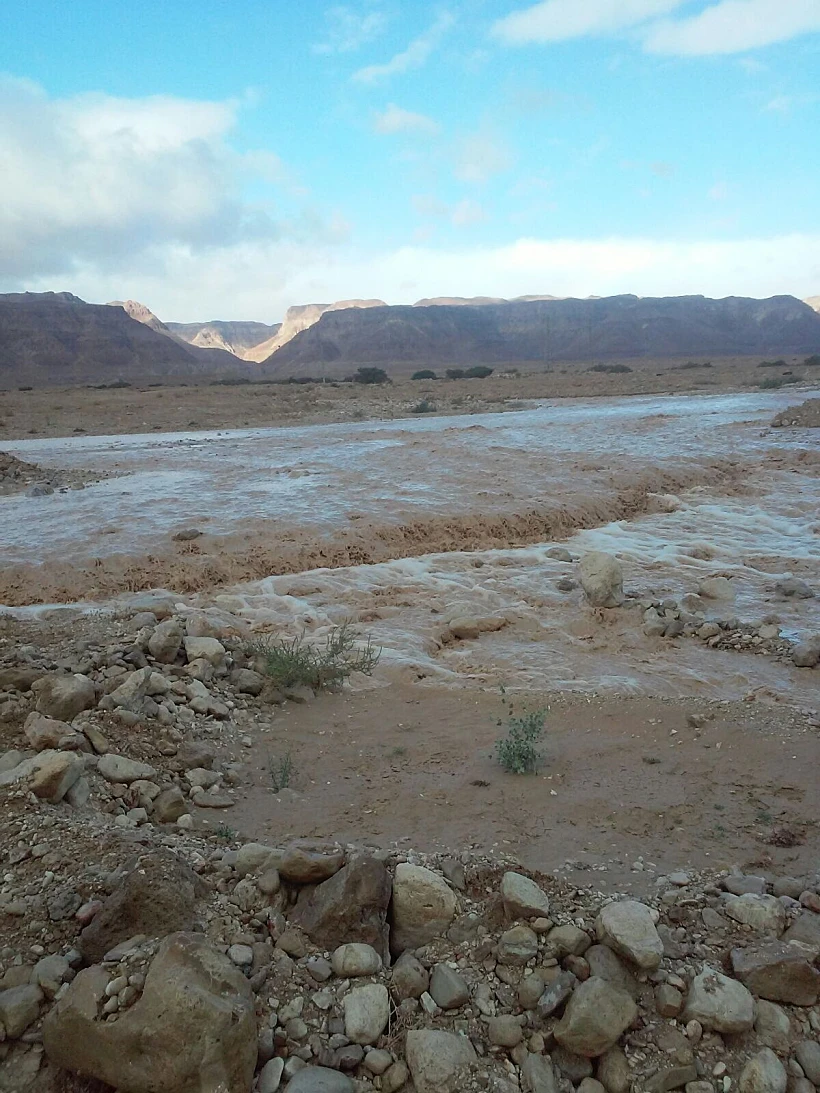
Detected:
[
  {"left": 264, "top": 294, "right": 820, "bottom": 375},
  {"left": 244, "top": 299, "right": 386, "bottom": 363},
  {"left": 166, "top": 319, "right": 280, "bottom": 358},
  {"left": 0, "top": 292, "right": 246, "bottom": 387}
]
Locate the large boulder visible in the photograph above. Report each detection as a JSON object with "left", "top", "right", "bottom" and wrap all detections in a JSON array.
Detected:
[
  {"left": 33, "top": 673, "right": 96, "bottom": 721},
  {"left": 724, "top": 894, "right": 786, "bottom": 935},
  {"left": 23, "top": 712, "right": 83, "bottom": 751},
  {"left": 43, "top": 933, "right": 256, "bottom": 1093},
  {"left": 278, "top": 840, "right": 345, "bottom": 884},
  {"left": 596, "top": 901, "right": 663, "bottom": 971},
  {"left": 579, "top": 552, "right": 624, "bottom": 608},
  {"left": 682, "top": 969, "right": 755, "bottom": 1033},
  {"left": 290, "top": 857, "right": 391, "bottom": 956},
  {"left": 79, "top": 851, "right": 206, "bottom": 963},
  {"left": 390, "top": 864, "right": 456, "bottom": 954},
  {"left": 554, "top": 977, "right": 638, "bottom": 1057},
  {"left": 730, "top": 941, "right": 819, "bottom": 1005},
  {"left": 405, "top": 1029, "right": 478, "bottom": 1093}
]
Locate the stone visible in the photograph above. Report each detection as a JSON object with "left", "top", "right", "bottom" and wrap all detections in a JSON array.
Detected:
[
  {"left": 429, "top": 963, "right": 470, "bottom": 1009},
  {"left": 501, "top": 871, "right": 551, "bottom": 919},
  {"left": 794, "top": 1043, "right": 820, "bottom": 1086},
  {"left": 0, "top": 666, "right": 43, "bottom": 691},
  {"left": 382, "top": 1061, "right": 410, "bottom": 1093},
  {"left": 724, "top": 894, "right": 787, "bottom": 934},
  {"left": 548, "top": 924, "right": 591, "bottom": 956},
  {"left": 522, "top": 1054, "right": 560, "bottom": 1093},
  {"left": 0, "top": 984, "right": 43, "bottom": 1038},
  {"left": 390, "top": 863, "right": 456, "bottom": 954},
  {"left": 723, "top": 874, "right": 768, "bottom": 896},
  {"left": 34, "top": 672, "right": 96, "bottom": 721},
  {"left": 655, "top": 983, "right": 684, "bottom": 1017},
  {"left": 23, "top": 711, "right": 82, "bottom": 751},
  {"left": 487, "top": 1014, "right": 523, "bottom": 1047},
  {"left": 343, "top": 983, "right": 389, "bottom": 1045},
  {"left": 278, "top": 840, "right": 345, "bottom": 884},
  {"left": 579, "top": 1081, "right": 607, "bottom": 1093},
  {"left": 79, "top": 851, "right": 205, "bottom": 963},
  {"left": 646, "top": 1067, "right": 699, "bottom": 1093},
  {"left": 230, "top": 668, "right": 265, "bottom": 695},
  {"left": 597, "top": 1047, "right": 631, "bottom": 1093},
  {"left": 183, "top": 636, "right": 226, "bottom": 665},
  {"left": 552, "top": 1046, "right": 594, "bottom": 1081},
  {"left": 682, "top": 969, "right": 755, "bottom": 1033},
  {"left": 698, "top": 576, "right": 735, "bottom": 600},
  {"left": 537, "top": 970, "right": 577, "bottom": 1018},
  {"left": 43, "top": 933, "right": 256, "bottom": 1093},
  {"left": 739, "top": 1049, "right": 787, "bottom": 1093},
  {"left": 97, "top": 753, "right": 157, "bottom": 784},
  {"left": 753, "top": 1000, "right": 792, "bottom": 1051},
  {"left": 579, "top": 552, "right": 625, "bottom": 608},
  {"left": 596, "top": 900, "right": 664, "bottom": 970},
  {"left": 782, "top": 911, "right": 820, "bottom": 954},
  {"left": 405, "top": 1029, "right": 478, "bottom": 1093},
  {"left": 731, "top": 940, "right": 819, "bottom": 1005},
  {"left": 390, "top": 950, "right": 429, "bottom": 1000},
  {"left": 153, "top": 785, "right": 189, "bottom": 823},
  {"left": 29, "top": 750, "right": 82, "bottom": 803},
  {"left": 258, "top": 1057, "right": 285, "bottom": 1093},
  {"left": 175, "top": 740, "right": 216, "bottom": 769},
  {"left": 32, "top": 953, "right": 70, "bottom": 999},
  {"left": 148, "top": 618, "right": 184, "bottom": 663},
  {"left": 792, "top": 643, "right": 819, "bottom": 668},
  {"left": 285, "top": 1069, "right": 354, "bottom": 1092},
  {"left": 497, "top": 924, "right": 539, "bottom": 965},
  {"left": 554, "top": 977, "right": 638, "bottom": 1057},
  {"left": 291, "top": 856, "right": 391, "bottom": 955},
  {"left": 585, "top": 944, "right": 640, "bottom": 997},
  {"left": 331, "top": 944, "right": 382, "bottom": 978}
]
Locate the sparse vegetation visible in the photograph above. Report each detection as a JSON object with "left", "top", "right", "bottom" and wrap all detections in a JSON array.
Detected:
[
  {"left": 410, "top": 399, "right": 436, "bottom": 414},
  {"left": 269, "top": 753, "right": 294, "bottom": 792},
  {"left": 445, "top": 368, "right": 465, "bottom": 380},
  {"left": 587, "top": 363, "right": 633, "bottom": 374},
  {"left": 804, "top": 354, "right": 820, "bottom": 367},
  {"left": 672, "top": 361, "right": 712, "bottom": 370},
  {"left": 249, "top": 623, "right": 381, "bottom": 691},
  {"left": 758, "top": 359, "right": 787, "bottom": 368},
  {"left": 759, "top": 376, "right": 800, "bottom": 390},
  {"left": 464, "top": 366, "right": 494, "bottom": 378},
  {"left": 495, "top": 689, "right": 547, "bottom": 774},
  {"left": 411, "top": 369, "right": 438, "bottom": 380},
  {"left": 352, "top": 366, "right": 390, "bottom": 385},
  {"left": 214, "top": 823, "right": 236, "bottom": 841}
]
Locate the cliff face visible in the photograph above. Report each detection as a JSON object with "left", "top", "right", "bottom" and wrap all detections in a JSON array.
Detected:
[
  {"left": 263, "top": 294, "right": 820, "bottom": 375},
  {"left": 0, "top": 292, "right": 245, "bottom": 387},
  {"left": 244, "top": 299, "right": 386, "bottom": 362},
  {"left": 166, "top": 319, "right": 280, "bottom": 358}
]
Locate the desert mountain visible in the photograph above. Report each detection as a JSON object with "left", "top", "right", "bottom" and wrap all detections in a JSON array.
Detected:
[
  {"left": 806, "top": 296, "right": 820, "bottom": 313},
  {"left": 412, "top": 294, "right": 563, "bottom": 306},
  {"left": 166, "top": 319, "right": 280, "bottom": 358},
  {"left": 243, "top": 299, "right": 386, "bottom": 363},
  {"left": 265, "top": 293, "right": 820, "bottom": 376},
  {"left": 0, "top": 292, "right": 248, "bottom": 388},
  {"left": 106, "top": 300, "right": 244, "bottom": 367}
]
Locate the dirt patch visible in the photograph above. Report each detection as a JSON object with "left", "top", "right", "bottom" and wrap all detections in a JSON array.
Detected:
[
  {"left": 772, "top": 397, "right": 820, "bottom": 428},
  {"left": 0, "top": 450, "right": 105, "bottom": 497}
]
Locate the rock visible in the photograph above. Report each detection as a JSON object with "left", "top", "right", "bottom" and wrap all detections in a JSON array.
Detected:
[
  {"left": 291, "top": 856, "right": 391, "bottom": 954},
  {"left": 724, "top": 893, "right": 787, "bottom": 934},
  {"left": 405, "top": 1029, "right": 478, "bottom": 1093},
  {"left": 775, "top": 577, "right": 814, "bottom": 599},
  {"left": 722, "top": 874, "right": 768, "bottom": 896},
  {"left": 585, "top": 944, "right": 639, "bottom": 997},
  {"left": 390, "top": 863, "right": 456, "bottom": 954},
  {"left": 731, "top": 940, "right": 819, "bottom": 1005},
  {"left": 597, "top": 1047, "right": 631, "bottom": 1093},
  {"left": 97, "top": 753, "right": 157, "bottom": 783},
  {"left": 682, "top": 969, "right": 755, "bottom": 1033},
  {"left": 595, "top": 900, "right": 663, "bottom": 970},
  {"left": 782, "top": 911, "right": 820, "bottom": 954},
  {"left": 32, "top": 954, "right": 70, "bottom": 999},
  {"left": 500, "top": 871, "right": 551, "bottom": 919},
  {"left": 258, "top": 1057, "right": 285, "bottom": 1093},
  {"left": 548, "top": 924, "right": 591, "bottom": 956},
  {"left": 285, "top": 1068, "right": 354, "bottom": 1092},
  {"left": 183, "top": 636, "right": 226, "bottom": 665},
  {"left": 0, "top": 666, "right": 43, "bottom": 691},
  {"left": 79, "top": 851, "right": 205, "bottom": 963},
  {"left": 794, "top": 1043, "right": 820, "bottom": 1086},
  {"left": 487, "top": 1014, "right": 523, "bottom": 1047},
  {"left": 554, "top": 977, "right": 638, "bottom": 1057},
  {"left": 175, "top": 740, "right": 216, "bottom": 769},
  {"left": 23, "top": 712, "right": 82, "bottom": 751},
  {"left": 148, "top": 618, "right": 184, "bottom": 663},
  {"left": 235, "top": 842, "right": 281, "bottom": 877},
  {"left": 522, "top": 1054, "right": 560, "bottom": 1093},
  {"left": 655, "top": 983, "right": 684, "bottom": 1017},
  {"left": 152, "top": 785, "right": 189, "bottom": 823},
  {"left": 29, "top": 750, "right": 82, "bottom": 803},
  {"left": 230, "top": 668, "right": 265, "bottom": 695},
  {"left": 738, "top": 1049, "right": 787, "bottom": 1093},
  {"left": 698, "top": 576, "right": 735, "bottom": 600},
  {"left": 278, "top": 840, "right": 345, "bottom": 884},
  {"left": 497, "top": 924, "right": 539, "bottom": 965},
  {"left": 429, "top": 963, "right": 470, "bottom": 1009},
  {"left": 753, "top": 1000, "right": 792, "bottom": 1051},
  {"left": 792, "top": 643, "right": 819, "bottom": 668},
  {"left": 34, "top": 672, "right": 96, "bottom": 721},
  {"left": 579, "top": 1080, "right": 607, "bottom": 1093},
  {"left": 646, "top": 1067, "right": 698, "bottom": 1093},
  {"left": 343, "top": 983, "right": 389, "bottom": 1045},
  {"left": 0, "top": 984, "right": 43, "bottom": 1038},
  {"left": 537, "top": 970, "right": 578, "bottom": 1018},
  {"left": 448, "top": 615, "right": 507, "bottom": 640},
  {"left": 579, "top": 552, "right": 625, "bottom": 608},
  {"left": 331, "top": 944, "right": 382, "bottom": 978},
  {"left": 390, "top": 950, "right": 429, "bottom": 1000},
  {"left": 107, "top": 667, "right": 166, "bottom": 710},
  {"left": 43, "top": 933, "right": 256, "bottom": 1093}
]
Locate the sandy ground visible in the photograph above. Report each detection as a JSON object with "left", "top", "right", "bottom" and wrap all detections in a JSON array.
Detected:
[{"left": 1, "top": 355, "right": 814, "bottom": 441}]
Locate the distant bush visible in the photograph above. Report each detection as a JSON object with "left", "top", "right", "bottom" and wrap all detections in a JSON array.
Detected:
[
  {"left": 758, "top": 359, "right": 787, "bottom": 369},
  {"left": 587, "top": 363, "right": 633, "bottom": 374},
  {"left": 211, "top": 376, "right": 251, "bottom": 386},
  {"left": 804, "top": 354, "right": 820, "bottom": 367},
  {"left": 445, "top": 368, "right": 465, "bottom": 380},
  {"left": 759, "top": 376, "right": 801, "bottom": 390},
  {"left": 17, "top": 386, "right": 33, "bottom": 391},
  {"left": 673, "top": 361, "right": 712, "bottom": 370},
  {"left": 92, "top": 380, "right": 132, "bottom": 389},
  {"left": 412, "top": 369, "right": 438, "bottom": 380},
  {"left": 352, "top": 367, "right": 390, "bottom": 385},
  {"left": 410, "top": 399, "right": 436, "bottom": 414},
  {"left": 464, "top": 366, "right": 494, "bottom": 378}
]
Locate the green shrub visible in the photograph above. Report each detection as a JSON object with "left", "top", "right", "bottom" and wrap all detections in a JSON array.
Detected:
[
  {"left": 412, "top": 369, "right": 438, "bottom": 380},
  {"left": 410, "top": 399, "right": 436, "bottom": 414},
  {"left": 758, "top": 376, "right": 800, "bottom": 389},
  {"left": 804, "top": 354, "right": 820, "bottom": 367},
  {"left": 353, "top": 367, "right": 389, "bottom": 385},
  {"left": 464, "top": 366, "right": 494, "bottom": 378},
  {"left": 250, "top": 624, "right": 381, "bottom": 691},
  {"left": 495, "top": 692, "right": 547, "bottom": 774},
  {"left": 269, "top": 753, "right": 294, "bottom": 792},
  {"left": 587, "top": 363, "right": 633, "bottom": 374},
  {"left": 758, "top": 359, "right": 787, "bottom": 369},
  {"left": 445, "top": 368, "right": 465, "bottom": 380}
]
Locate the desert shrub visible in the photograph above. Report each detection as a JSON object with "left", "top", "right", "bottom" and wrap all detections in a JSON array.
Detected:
[
  {"left": 211, "top": 376, "right": 251, "bottom": 385},
  {"left": 412, "top": 369, "right": 438, "bottom": 380},
  {"left": 495, "top": 692, "right": 547, "bottom": 774},
  {"left": 353, "top": 367, "right": 389, "bottom": 385},
  {"left": 269, "top": 753, "right": 294, "bottom": 792},
  {"left": 445, "top": 368, "right": 465, "bottom": 380},
  {"left": 758, "top": 376, "right": 800, "bottom": 389},
  {"left": 18, "top": 385, "right": 33, "bottom": 391},
  {"left": 249, "top": 623, "right": 381, "bottom": 691},
  {"left": 758, "top": 359, "right": 787, "bottom": 368},
  {"left": 804, "top": 354, "right": 820, "bottom": 367},
  {"left": 587, "top": 363, "right": 633, "bottom": 374},
  {"left": 673, "top": 361, "right": 712, "bottom": 370},
  {"left": 410, "top": 399, "right": 436, "bottom": 414},
  {"left": 464, "top": 366, "right": 494, "bottom": 378}
]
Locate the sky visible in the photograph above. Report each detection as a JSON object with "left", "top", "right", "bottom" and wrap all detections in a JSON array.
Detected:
[{"left": 0, "top": 0, "right": 819, "bottom": 322}]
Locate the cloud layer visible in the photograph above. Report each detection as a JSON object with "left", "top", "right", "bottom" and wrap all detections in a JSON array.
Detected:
[{"left": 352, "top": 12, "right": 454, "bottom": 84}]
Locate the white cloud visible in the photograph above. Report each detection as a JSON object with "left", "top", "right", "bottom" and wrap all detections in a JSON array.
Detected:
[
  {"left": 373, "top": 103, "right": 441, "bottom": 135},
  {"left": 313, "top": 5, "right": 387, "bottom": 54},
  {"left": 451, "top": 199, "right": 487, "bottom": 227},
  {"left": 412, "top": 194, "right": 487, "bottom": 228},
  {"left": 644, "top": 0, "right": 820, "bottom": 55},
  {"left": 454, "top": 132, "right": 513, "bottom": 183},
  {"left": 764, "top": 92, "right": 820, "bottom": 113},
  {"left": 491, "top": 0, "right": 683, "bottom": 44},
  {"left": 352, "top": 12, "right": 454, "bottom": 84}
]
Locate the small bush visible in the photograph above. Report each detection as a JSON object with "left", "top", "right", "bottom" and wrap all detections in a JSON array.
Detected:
[
  {"left": 673, "top": 361, "right": 712, "bottom": 370},
  {"left": 412, "top": 369, "right": 438, "bottom": 380},
  {"left": 250, "top": 623, "right": 381, "bottom": 691},
  {"left": 18, "top": 385, "right": 33, "bottom": 391},
  {"left": 495, "top": 691, "right": 547, "bottom": 774},
  {"left": 804, "top": 354, "right": 820, "bottom": 367},
  {"left": 269, "top": 753, "right": 294, "bottom": 792},
  {"left": 587, "top": 363, "right": 633, "bottom": 374},
  {"left": 758, "top": 359, "right": 787, "bottom": 369},
  {"left": 758, "top": 376, "right": 800, "bottom": 389},
  {"left": 410, "top": 399, "right": 436, "bottom": 414},
  {"left": 445, "top": 368, "right": 465, "bottom": 380},
  {"left": 353, "top": 367, "right": 389, "bottom": 385},
  {"left": 464, "top": 366, "right": 494, "bottom": 379},
  {"left": 211, "top": 376, "right": 251, "bottom": 386}
]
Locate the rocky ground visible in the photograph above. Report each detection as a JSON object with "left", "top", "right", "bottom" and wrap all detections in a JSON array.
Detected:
[
  {"left": 0, "top": 451, "right": 105, "bottom": 498},
  {"left": 0, "top": 564, "right": 818, "bottom": 1093},
  {"left": 771, "top": 401, "right": 820, "bottom": 429}
]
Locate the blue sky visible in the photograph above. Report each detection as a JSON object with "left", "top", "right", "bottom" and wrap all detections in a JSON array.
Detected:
[{"left": 1, "top": 0, "right": 819, "bottom": 320}]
